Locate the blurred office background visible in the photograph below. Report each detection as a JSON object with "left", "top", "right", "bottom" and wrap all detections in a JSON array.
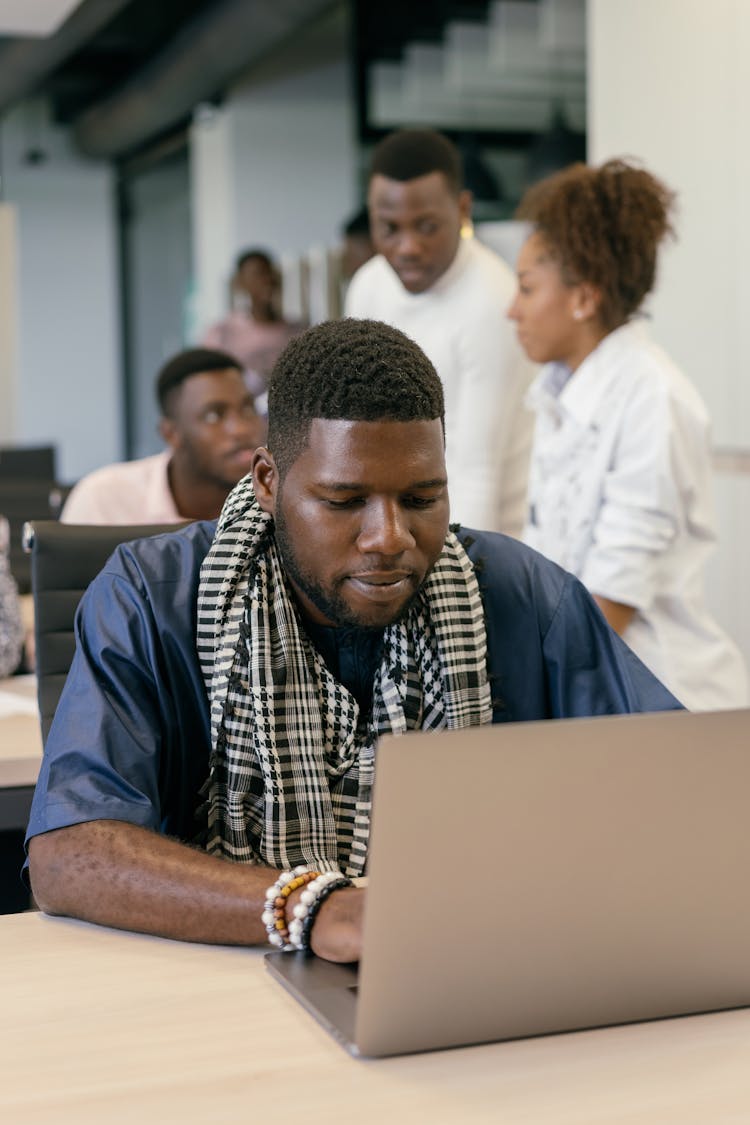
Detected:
[{"left": 0, "top": 0, "right": 748, "bottom": 665}]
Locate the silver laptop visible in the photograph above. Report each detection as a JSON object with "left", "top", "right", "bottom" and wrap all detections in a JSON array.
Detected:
[{"left": 265, "top": 708, "right": 750, "bottom": 1057}]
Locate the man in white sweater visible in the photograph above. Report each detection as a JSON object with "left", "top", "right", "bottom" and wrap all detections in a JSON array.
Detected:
[{"left": 345, "top": 129, "right": 534, "bottom": 536}]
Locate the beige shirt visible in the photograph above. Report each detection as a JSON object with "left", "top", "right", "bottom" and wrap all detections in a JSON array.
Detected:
[{"left": 60, "top": 451, "right": 182, "bottom": 525}]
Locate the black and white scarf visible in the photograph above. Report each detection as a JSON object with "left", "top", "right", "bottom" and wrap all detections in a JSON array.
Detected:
[{"left": 196, "top": 477, "right": 492, "bottom": 877}]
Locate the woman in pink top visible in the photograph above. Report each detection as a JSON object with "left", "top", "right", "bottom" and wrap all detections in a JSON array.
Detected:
[{"left": 202, "top": 248, "right": 305, "bottom": 410}]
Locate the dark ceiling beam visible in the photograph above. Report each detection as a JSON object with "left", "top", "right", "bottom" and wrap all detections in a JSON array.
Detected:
[
  {"left": 0, "top": 0, "right": 132, "bottom": 114},
  {"left": 72, "top": 0, "right": 340, "bottom": 159}
]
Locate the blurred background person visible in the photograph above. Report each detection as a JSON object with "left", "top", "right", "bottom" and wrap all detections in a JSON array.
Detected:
[
  {"left": 509, "top": 157, "right": 748, "bottom": 711},
  {"left": 0, "top": 515, "right": 24, "bottom": 679},
  {"left": 345, "top": 128, "right": 534, "bottom": 538},
  {"left": 330, "top": 205, "right": 376, "bottom": 316},
  {"left": 61, "top": 348, "right": 264, "bottom": 525},
  {"left": 0, "top": 513, "right": 28, "bottom": 914},
  {"left": 201, "top": 247, "right": 305, "bottom": 413}
]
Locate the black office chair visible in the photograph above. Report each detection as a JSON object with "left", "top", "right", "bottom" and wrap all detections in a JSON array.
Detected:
[
  {"left": 0, "top": 444, "right": 56, "bottom": 480},
  {"left": 24, "top": 520, "right": 188, "bottom": 744},
  {"left": 0, "top": 480, "right": 71, "bottom": 594}
]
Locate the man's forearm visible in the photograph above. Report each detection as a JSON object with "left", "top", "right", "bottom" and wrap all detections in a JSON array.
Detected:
[
  {"left": 28, "top": 820, "right": 277, "bottom": 946},
  {"left": 28, "top": 819, "right": 365, "bottom": 959},
  {"left": 593, "top": 594, "right": 636, "bottom": 636}
]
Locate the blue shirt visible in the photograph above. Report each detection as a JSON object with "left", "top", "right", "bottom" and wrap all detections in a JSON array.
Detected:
[{"left": 26, "top": 522, "right": 681, "bottom": 850}]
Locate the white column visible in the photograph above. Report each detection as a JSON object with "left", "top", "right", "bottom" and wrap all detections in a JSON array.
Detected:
[
  {"left": 0, "top": 204, "right": 19, "bottom": 443},
  {"left": 189, "top": 103, "right": 238, "bottom": 340}
]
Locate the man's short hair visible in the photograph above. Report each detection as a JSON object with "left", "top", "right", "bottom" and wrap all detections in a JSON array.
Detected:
[
  {"left": 156, "top": 348, "right": 242, "bottom": 416},
  {"left": 369, "top": 129, "right": 464, "bottom": 195},
  {"left": 234, "top": 247, "right": 274, "bottom": 273},
  {"left": 267, "top": 318, "right": 445, "bottom": 476}
]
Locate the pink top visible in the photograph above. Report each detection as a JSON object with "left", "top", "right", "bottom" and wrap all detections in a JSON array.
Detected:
[{"left": 201, "top": 312, "right": 304, "bottom": 400}]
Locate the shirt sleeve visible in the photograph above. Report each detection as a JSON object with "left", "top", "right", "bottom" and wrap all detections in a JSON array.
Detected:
[
  {"left": 26, "top": 526, "right": 215, "bottom": 857},
  {"left": 26, "top": 568, "right": 171, "bottom": 842},
  {"left": 543, "top": 572, "right": 685, "bottom": 714},
  {"left": 465, "top": 529, "right": 683, "bottom": 720}
]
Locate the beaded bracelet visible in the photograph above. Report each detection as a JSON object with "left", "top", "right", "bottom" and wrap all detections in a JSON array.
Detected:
[
  {"left": 262, "top": 865, "right": 320, "bottom": 950},
  {"left": 288, "top": 870, "right": 353, "bottom": 954}
]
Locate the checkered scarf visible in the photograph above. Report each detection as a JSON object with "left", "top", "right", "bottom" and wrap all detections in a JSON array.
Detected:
[{"left": 196, "top": 477, "right": 492, "bottom": 877}]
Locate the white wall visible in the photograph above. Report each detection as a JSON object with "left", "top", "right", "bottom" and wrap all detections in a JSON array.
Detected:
[
  {"left": 228, "top": 59, "right": 357, "bottom": 254},
  {"left": 589, "top": 0, "right": 750, "bottom": 668},
  {"left": 190, "top": 1, "right": 358, "bottom": 337},
  {"left": 0, "top": 99, "right": 121, "bottom": 482}
]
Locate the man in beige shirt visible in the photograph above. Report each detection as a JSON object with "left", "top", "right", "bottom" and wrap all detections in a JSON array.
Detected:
[{"left": 62, "top": 348, "right": 266, "bottom": 525}]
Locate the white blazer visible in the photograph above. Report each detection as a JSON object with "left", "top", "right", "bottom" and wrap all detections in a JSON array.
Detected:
[{"left": 524, "top": 321, "right": 748, "bottom": 711}]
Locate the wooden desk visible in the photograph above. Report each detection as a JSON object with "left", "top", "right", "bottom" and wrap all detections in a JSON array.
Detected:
[
  {"left": 0, "top": 675, "right": 42, "bottom": 829},
  {"left": 1, "top": 911, "right": 749, "bottom": 1123}
]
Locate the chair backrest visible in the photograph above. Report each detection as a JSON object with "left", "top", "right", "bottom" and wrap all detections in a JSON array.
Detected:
[
  {"left": 0, "top": 444, "right": 56, "bottom": 480},
  {"left": 0, "top": 480, "right": 71, "bottom": 594},
  {"left": 25, "top": 520, "right": 188, "bottom": 744}
]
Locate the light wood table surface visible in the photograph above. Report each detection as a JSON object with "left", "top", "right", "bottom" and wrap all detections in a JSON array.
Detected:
[
  {"left": 0, "top": 675, "right": 42, "bottom": 830},
  {"left": 0, "top": 673, "right": 42, "bottom": 780},
  {"left": 1, "top": 910, "right": 750, "bottom": 1124},
  {"left": 0, "top": 670, "right": 41, "bottom": 832}
]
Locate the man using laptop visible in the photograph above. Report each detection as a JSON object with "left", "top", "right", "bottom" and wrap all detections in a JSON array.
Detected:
[{"left": 26, "top": 319, "right": 680, "bottom": 965}]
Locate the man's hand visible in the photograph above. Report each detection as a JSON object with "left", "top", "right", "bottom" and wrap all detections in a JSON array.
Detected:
[{"left": 309, "top": 885, "right": 365, "bottom": 963}]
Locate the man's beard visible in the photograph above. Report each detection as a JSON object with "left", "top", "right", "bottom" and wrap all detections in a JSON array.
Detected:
[{"left": 273, "top": 505, "right": 419, "bottom": 630}]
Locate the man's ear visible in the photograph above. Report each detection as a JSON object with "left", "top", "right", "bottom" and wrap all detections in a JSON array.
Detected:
[
  {"left": 159, "top": 416, "right": 178, "bottom": 450},
  {"left": 252, "top": 447, "right": 278, "bottom": 515},
  {"left": 458, "top": 189, "right": 473, "bottom": 232}
]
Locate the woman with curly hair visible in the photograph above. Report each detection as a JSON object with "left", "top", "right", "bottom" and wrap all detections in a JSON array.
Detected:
[{"left": 508, "top": 158, "right": 747, "bottom": 711}]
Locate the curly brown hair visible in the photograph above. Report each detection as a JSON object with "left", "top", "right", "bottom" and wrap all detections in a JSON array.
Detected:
[{"left": 515, "top": 158, "right": 677, "bottom": 329}]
